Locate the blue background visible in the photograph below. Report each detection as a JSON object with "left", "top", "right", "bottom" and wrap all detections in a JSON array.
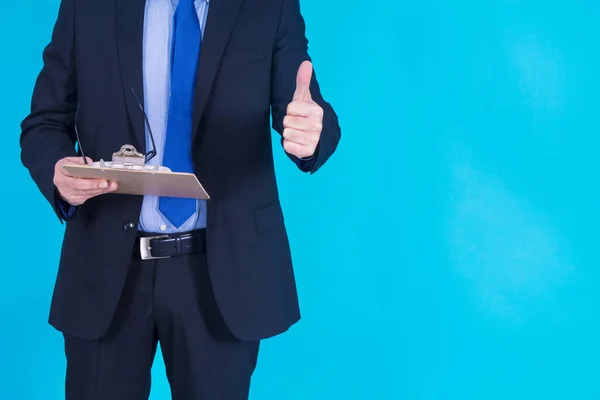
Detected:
[{"left": 2, "top": 0, "right": 599, "bottom": 399}]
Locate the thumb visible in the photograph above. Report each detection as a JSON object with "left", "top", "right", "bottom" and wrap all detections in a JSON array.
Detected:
[
  {"left": 59, "top": 156, "right": 92, "bottom": 177},
  {"left": 61, "top": 156, "right": 93, "bottom": 166},
  {"left": 293, "top": 60, "right": 313, "bottom": 102},
  {"left": 68, "top": 156, "right": 93, "bottom": 165}
]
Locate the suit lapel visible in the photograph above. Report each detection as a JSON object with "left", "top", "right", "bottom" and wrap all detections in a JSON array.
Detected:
[
  {"left": 116, "top": 0, "right": 147, "bottom": 151},
  {"left": 192, "top": 0, "right": 246, "bottom": 141}
]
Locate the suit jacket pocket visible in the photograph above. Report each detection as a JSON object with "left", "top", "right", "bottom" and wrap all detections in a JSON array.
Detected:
[
  {"left": 220, "top": 49, "right": 264, "bottom": 69},
  {"left": 253, "top": 201, "right": 285, "bottom": 234}
]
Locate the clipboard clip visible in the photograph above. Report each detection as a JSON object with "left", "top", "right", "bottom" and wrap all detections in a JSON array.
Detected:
[
  {"left": 111, "top": 145, "right": 146, "bottom": 166},
  {"left": 93, "top": 144, "right": 171, "bottom": 172}
]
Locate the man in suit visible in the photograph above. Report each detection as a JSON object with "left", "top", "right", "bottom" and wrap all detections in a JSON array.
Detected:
[{"left": 19, "top": 0, "right": 340, "bottom": 398}]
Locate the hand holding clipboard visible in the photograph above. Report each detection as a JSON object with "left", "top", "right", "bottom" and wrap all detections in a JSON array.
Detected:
[{"left": 60, "top": 145, "right": 209, "bottom": 200}]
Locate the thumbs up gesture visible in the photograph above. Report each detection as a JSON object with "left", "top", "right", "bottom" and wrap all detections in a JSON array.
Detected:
[{"left": 283, "top": 61, "right": 324, "bottom": 159}]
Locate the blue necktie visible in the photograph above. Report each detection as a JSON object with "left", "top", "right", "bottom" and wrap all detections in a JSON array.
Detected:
[{"left": 159, "top": 0, "right": 200, "bottom": 228}]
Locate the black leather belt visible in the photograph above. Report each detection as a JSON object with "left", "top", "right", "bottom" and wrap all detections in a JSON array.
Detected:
[{"left": 132, "top": 229, "right": 206, "bottom": 260}]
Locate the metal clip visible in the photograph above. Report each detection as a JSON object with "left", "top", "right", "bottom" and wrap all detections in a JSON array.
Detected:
[{"left": 111, "top": 145, "right": 146, "bottom": 166}]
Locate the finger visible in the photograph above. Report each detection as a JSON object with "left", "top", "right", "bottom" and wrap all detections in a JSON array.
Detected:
[
  {"left": 282, "top": 128, "right": 305, "bottom": 144},
  {"left": 60, "top": 156, "right": 93, "bottom": 165},
  {"left": 78, "top": 181, "right": 119, "bottom": 195},
  {"left": 284, "top": 115, "right": 322, "bottom": 132},
  {"left": 293, "top": 61, "right": 313, "bottom": 102},
  {"left": 283, "top": 139, "right": 313, "bottom": 159},
  {"left": 70, "top": 156, "right": 93, "bottom": 165},
  {"left": 283, "top": 128, "right": 319, "bottom": 145},
  {"left": 62, "top": 184, "right": 118, "bottom": 205},
  {"left": 62, "top": 176, "right": 111, "bottom": 191},
  {"left": 66, "top": 193, "right": 101, "bottom": 206},
  {"left": 68, "top": 192, "right": 102, "bottom": 203},
  {"left": 60, "top": 157, "right": 93, "bottom": 177},
  {"left": 58, "top": 188, "right": 87, "bottom": 206},
  {"left": 286, "top": 102, "right": 323, "bottom": 119}
]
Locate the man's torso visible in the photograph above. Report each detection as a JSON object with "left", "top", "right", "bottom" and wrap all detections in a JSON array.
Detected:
[{"left": 51, "top": 0, "right": 299, "bottom": 341}]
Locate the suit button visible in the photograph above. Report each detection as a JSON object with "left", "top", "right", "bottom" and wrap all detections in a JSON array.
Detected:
[{"left": 123, "top": 221, "right": 135, "bottom": 231}]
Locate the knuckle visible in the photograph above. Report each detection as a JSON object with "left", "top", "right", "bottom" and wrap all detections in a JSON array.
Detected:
[
  {"left": 311, "top": 107, "right": 324, "bottom": 118},
  {"left": 286, "top": 128, "right": 297, "bottom": 139},
  {"left": 287, "top": 102, "right": 300, "bottom": 114}
]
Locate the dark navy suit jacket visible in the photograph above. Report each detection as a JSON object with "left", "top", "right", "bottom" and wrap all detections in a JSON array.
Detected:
[{"left": 20, "top": 0, "right": 340, "bottom": 341}]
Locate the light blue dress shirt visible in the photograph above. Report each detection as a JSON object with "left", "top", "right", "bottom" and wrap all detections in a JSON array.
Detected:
[{"left": 139, "top": 0, "right": 210, "bottom": 233}]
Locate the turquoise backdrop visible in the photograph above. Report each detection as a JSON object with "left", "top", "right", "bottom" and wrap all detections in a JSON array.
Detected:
[{"left": 2, "top": 0, "right": 599, "bottom": 399}]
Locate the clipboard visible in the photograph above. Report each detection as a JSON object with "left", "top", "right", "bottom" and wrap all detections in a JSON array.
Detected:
[{"left": 61, "top": 145, "right": 210, "bottom": 199}]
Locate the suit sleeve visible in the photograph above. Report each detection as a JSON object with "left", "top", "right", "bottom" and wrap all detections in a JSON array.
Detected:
[
  {"left": 20, "top": 0, "right": 79, "bottom": 222},
  {"left": 270, "top": 0, "right": 341, "bottom": 174}
]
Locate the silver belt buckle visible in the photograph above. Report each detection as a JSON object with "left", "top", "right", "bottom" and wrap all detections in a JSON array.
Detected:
[{"left": 139, "top": 235, "right": 171, "bottom": 260}]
